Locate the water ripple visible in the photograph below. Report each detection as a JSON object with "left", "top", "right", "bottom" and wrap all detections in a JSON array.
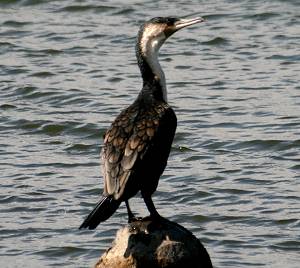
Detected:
[
  {"left": 202, "top": 37, "right": 230, "bottom": 46},
  {"left": 58, "top": 4, "right": 116, "bottom": 13}
]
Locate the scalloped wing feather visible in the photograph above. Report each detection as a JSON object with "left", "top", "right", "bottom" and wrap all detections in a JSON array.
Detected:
[{"left": 101, "top": 101, "right": 172, "bottom": 199}]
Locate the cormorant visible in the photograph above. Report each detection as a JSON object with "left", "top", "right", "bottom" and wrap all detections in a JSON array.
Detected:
[{"left": 79, "top": 17, "right": 204, "bottom": 229}]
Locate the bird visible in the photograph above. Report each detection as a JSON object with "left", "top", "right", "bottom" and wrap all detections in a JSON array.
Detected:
[{"left": 79, "top": 16, "right": 204, "bottom": 229}]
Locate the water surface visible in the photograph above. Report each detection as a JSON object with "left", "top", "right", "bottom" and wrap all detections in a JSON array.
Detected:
[{"left": 1, "top": 0, "right": 299, "bottom": 267}]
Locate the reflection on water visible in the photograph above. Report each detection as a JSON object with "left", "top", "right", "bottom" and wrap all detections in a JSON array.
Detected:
[{"left": 1, "top": 0, "right": 299, "bottom": 267}]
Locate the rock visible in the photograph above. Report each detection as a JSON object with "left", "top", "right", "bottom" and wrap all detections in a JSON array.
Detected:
[{"left": 95, "top": 217, "right": 213, "bottom": 268}]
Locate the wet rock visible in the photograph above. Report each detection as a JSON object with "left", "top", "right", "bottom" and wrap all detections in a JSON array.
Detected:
[{"left": 95, "top": 217, "right": 212, "bottom": 268}]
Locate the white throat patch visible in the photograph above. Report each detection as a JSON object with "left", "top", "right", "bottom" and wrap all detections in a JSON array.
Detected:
[{"left": 140, "top": 25, "right": 167, "bottom": 102}]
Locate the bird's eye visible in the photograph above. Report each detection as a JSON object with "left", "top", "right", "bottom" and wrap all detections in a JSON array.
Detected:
[{"left": 166, "top": 18, "right": 178, "bottom": 26}]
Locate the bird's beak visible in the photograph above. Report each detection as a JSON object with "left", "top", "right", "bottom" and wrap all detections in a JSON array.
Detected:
[{"left": 174, "top": 17, "right": 205, "bottom": 30}]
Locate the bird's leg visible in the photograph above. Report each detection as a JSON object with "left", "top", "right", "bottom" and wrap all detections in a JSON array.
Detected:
[
  {"left": 142, "top": 193, "right": 161, "bottom": 220},
  {"left": 125, "top": 200, "right": 136, "bottom": 223}
]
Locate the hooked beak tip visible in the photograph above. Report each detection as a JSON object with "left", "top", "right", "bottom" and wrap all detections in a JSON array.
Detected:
[{"left": 174, "top": 17, "right": 205, "bottom": 30}]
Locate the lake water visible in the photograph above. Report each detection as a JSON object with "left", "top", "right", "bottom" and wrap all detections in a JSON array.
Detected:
[{"left": 1, "top": 0, "right": 299, "bottom": 267}]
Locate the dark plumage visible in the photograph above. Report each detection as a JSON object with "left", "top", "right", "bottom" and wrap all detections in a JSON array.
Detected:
[{"left": 79, "top": 16, "right": 204, "bottom": 229}]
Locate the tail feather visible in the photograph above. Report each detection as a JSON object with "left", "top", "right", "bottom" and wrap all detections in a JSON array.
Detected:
[{"left": 79, "top": 196, "right": 121, "bottom": 230}]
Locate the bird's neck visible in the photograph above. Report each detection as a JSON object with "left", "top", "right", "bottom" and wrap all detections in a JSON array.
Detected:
[{"left": 136, "top": 33, "right": 167, "bottom": 102}]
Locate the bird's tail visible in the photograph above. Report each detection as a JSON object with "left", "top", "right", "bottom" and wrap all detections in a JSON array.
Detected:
[{"left": 79, "top": 196, "right": 121, "bottom": 230}]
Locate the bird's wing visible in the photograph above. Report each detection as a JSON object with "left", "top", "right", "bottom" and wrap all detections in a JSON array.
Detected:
[{"left": 101, "top": 101, "right": 173, "bottom": 199}]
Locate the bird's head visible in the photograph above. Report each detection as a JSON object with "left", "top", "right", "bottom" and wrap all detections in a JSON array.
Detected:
[{"left": 137, "top": 16, "right": 205, "bottom": 55}]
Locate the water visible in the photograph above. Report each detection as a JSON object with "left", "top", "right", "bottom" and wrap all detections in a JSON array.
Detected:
[{"left": 1, "top": 0, "right": 299, "bottom": 267}]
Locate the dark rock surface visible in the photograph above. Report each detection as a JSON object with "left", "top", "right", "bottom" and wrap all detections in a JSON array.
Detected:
[{"left": 95, "top": 217, "right": 213, "bottom": 268}]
